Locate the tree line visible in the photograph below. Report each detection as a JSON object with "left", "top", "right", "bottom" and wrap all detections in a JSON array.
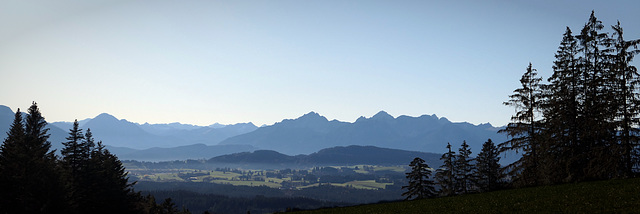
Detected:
[
  {"left": 402, "top": 11, "right": 639, "bottom": 200},
  {"left": 0, "top": 102, "right": 190, "bottom": 214}
]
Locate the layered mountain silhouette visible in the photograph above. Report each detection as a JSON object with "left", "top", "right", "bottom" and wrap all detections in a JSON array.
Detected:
[
  {"left": 0, "top": 105, "right": 512, "bottom": 162},
  {"left": 49, "top": 113, "right": 258, "bottom": 149},
  {"left": 0, "top": 105, "right": 259, "bottom": 160},
  {"left": 219, "top": 111, "right": 508, "bottom": 159}
]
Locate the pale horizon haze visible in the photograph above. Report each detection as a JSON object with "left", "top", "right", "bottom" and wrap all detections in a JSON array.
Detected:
[{"left": 1, "top": 0, "right": 639, "bottom": 126}]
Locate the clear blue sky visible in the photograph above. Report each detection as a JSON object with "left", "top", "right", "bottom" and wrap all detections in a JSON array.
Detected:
[{"left": 1, "top": 0, "right": 638, "bottom": 126}]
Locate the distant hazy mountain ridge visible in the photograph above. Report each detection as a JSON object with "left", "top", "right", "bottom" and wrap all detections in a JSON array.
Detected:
[
  {"left": 0, "top": 105, "right": 510, "bottom": 162},
  {"left": 219, "top": 111, "right": 507, "bottom": 157},
  {"left": 47, "top": 112, "right": 259, "bottom": 149}
]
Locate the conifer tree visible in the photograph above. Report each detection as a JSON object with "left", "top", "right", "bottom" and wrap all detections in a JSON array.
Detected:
[
  {"left": 402, "top": 157, "right": 436, "bottom": 200},
  {"left": 84, "top": 128, "right": 96, "bottom": 158},
  {"left": 61, "top": 119, "right": 84, "bottom": 213},
  {"left": 609, "top": 21, "right": 640, "bottom": 177},
  {"left": 454, "top": 141, "right": 475, "bottom": 194},
  {"left": 0, "top": 109, "right": 27, "bottom": 213},
  {"left": 576, "top": 11, "right": 618, "bottom": 180},
  {"left": 435, "top": 142, "right": 456, "bottom": 196},
  {"left": 499, "top": 63, "right": 544, "bottom": 186},
  {"left": 474, "top": 139, "right": 502, "bottom": 192},
  {"left": 543, "top": 27, "right": 582, "bottom": 183},
  {"left": 62, "top": 120, "right": 86, "bottom": 174},
  {"left": 62, "top": 120, "right": 105, "bottom": 213}
]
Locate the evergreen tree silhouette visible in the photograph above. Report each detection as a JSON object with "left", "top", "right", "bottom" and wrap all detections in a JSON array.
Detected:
[
  {"left": 435, "top": 142, "right": 456, "bottom": 196},
  {"left": 474, "top": 139, "right": 502, "bottom": 192},
  {"left": 575, "top": 11, "right": 618, "bottom": 180},
  {"left": 402, "top": 157, "right": 436, "bottom": 200},
  {"left": 609, "top": 21, "right": 640, "bottom": 177},
  {"left": 454, "top": 141, "right": 475, "bottom": 194},
  {"left": 543, "top": 27, "right": 581, "bottom": 183},
  {"left": 61, "top": 119, "right": 86, "bottom": 213},
  {"left": 0, "top": 109, "right": 26, "bottom": 213},
  {"left": 499, "top": 63, "right": 544, "bottom": 186}
]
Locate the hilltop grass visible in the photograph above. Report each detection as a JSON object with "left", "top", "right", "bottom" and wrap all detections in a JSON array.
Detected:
[{"left": 295, "top": 177, "right": 640, "bottom": 214}]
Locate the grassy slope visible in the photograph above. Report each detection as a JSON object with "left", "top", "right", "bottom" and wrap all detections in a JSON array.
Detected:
[{"left": 296, "top": 178, "right": 640, "bottom": 214}]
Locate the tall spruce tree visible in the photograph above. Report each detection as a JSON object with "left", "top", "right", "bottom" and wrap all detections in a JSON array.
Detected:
[
  {"left": 0, "top": 109, "right": 26, "bottom": 213},
  {"left": 454, "top": 141, "right": 475, "bottom": 194},
  {"left": 435, "top": 142, "right": 456, "bottom": 196},
  {"left": 609, "top": 21, "right": 640, "bottom": 177},
  {"left": 576, "top": 11, "right": 618, "bottom": 180},
  {"left": 62, "top": 120, "right": 86, "bottom": 174},
  {"left": 402, "top": 157, "right": 436, "bottom": 200},
  {"left": 62, "top": 120, "right": 99, "bottom": 213},
  {"left": 543, "top": 27, "right": 582, "bottom": 183},
  {"left": 499, "top": 63, "right": 544, "bottom": 186},
  {"left": 474, "top": 139, "right": 502, "bottom": 192}
]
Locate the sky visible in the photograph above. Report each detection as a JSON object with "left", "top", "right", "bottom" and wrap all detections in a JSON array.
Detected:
[{"left": 1, "top": 0, "right": 639, "bottom": 126}]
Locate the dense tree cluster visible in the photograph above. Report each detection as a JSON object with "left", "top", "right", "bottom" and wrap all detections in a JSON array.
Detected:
[
  {"left": 0, "top": 103, "right": 65, "bottom": 213},
  {"left": 0, "top": 102, "right": 190, "bottom": 213},
  {"left": 435, "top": 139, "right": 503, "bottom": 196},
  {"left": 501, "top": 11, "right": 640, "bottom": 186},
  {"left": 403, "top": 139, "right": 503, "bottom": 199}
]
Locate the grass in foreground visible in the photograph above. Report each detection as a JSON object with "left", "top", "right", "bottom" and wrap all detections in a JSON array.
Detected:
[{"left": 294, "top": 177, "right": 640, "bottom": 213}]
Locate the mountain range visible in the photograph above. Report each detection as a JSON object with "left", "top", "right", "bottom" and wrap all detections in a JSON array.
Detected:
[
  {"left": 219, "top": 111, "right": 507, "bottom": 157},
  {"left": 50, "top": 113, "right": 259, "bottom": 149},
  {"left": 0, "top": 105, "right": 514, "bottom": 163}
]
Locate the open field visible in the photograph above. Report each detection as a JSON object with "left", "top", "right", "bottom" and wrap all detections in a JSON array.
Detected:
[
  {"left": 126, "top": 165, "right": 405, "bottom": 190},
  {"left": 293, "top": 178, "right": 640, "bottom": 214}
]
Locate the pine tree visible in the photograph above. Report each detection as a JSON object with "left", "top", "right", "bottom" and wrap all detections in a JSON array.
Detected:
[
  {"left": 84, "top": 128, "right": 96, "bottom": 159},
  {"left": 609, "top": 21, "right": 640, "bottom": 177},
  {"left": 454, "top": 141, "right": 475, "bottom": 194},
  {"left": 62, "top": 120, "right": 86, "bottom": 173},
  {"left": 499, "top": 63, "right": 544, "bottom": 186},
  {"left": 0, "top": 109, "right": 26, "bottom": 213},
  {"left": 474, "top": 139, "right": 502, "bottom": 192},
  {"left": 62, "top": 120, "right": 103, "bottom": 213},
  {"left": 402, "top": 157, "right": 436, "bottom": 200},
  {"left": 543, "top": 27, "right": 582, "bottom": 183},
  {"left": 576, "top": 11, "right": 618, "bottom": 180},
  {"left": 435, "top": 142, "right": 456, "bottom": 196}
]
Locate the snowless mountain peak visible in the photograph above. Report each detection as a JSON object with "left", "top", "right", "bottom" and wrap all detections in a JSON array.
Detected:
[
  {"left": 371, "top": 110, "right": 394, "bottom": 120},
  {"left": 297, "top": 111, "right": 328, "bottom": 122},
  {"left": 94, "top": 113, "right": 119, "bottom": 121}
]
